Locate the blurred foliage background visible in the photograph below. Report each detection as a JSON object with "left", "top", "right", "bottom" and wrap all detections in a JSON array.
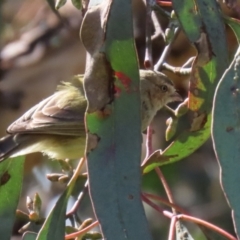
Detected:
[{"left": 0, "top": 0, "right": 239, "bottom": 239}]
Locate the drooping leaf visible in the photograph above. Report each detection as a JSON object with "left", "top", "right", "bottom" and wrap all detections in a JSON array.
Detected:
[
  {"left": 212, "top": 46, "right": 240, "bottom": 239},
  {"left": 0, "top": 157, "right": 25, "bottom": 240},
  {"left": 143, "top": 0, "right": 229, "bottom": 173}
]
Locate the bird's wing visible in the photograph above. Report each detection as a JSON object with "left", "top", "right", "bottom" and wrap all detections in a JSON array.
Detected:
[{"left": 7, "top": 84, "right": 87, "bottom": 136}]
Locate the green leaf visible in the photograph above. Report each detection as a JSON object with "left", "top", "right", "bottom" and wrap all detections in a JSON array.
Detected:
[
  {"left": 143, "top": 0, "right": 229, "bottom": 173},
  {"left": 71, "top": 0, "right": 81, "bottom": 9},
  {"left": 36, "top": 159, "right": 82, "bottom": 240},
  {"left": 36, "top": 191, "right": 68, "bottom": 240},
  {"left": 0, "top": 157, "right": 25, "bottom": 240},
  {"left": 55, "top": 0, "right": 67, "bottom": 10},
  {"left": 84, "top": 0, "right": 152, "bottom": 239},
  {"left": 212, "top": 46, "right": 240, "bottom": 239},
  {"left": 22, "top": 232, "right": 37, "bottom": 240},
  {"left": 224, "top": 16, "right": 240, "bottom": 43}
]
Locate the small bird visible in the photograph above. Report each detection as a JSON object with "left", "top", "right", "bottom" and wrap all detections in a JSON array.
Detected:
[{"left": 0, "top": 70, "right": 181, "bottom": 162}]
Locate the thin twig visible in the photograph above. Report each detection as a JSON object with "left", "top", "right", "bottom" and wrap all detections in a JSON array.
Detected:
[
  {"left": 161, "top": 53, "right": 194, "bottom": 75},
  {"left": 66, "top": 180, "right": 89, "bottom": 218},
  {"left": 143, "top": 194, "right": 237, "bottom": 240},
  {"left": 153, "top": 166, "right": 184, "bottom": 240},
  {"left": 152, "top": 3, "right": 171, "bottom": 18},
  {"left": 144, "top": 0, "right": 153, "bottom": 69},
  {"left": 162, "top": 62, "right": 192, "bottom": 75},
  {"left": 141, "top": 193, "right": 165, "bottom": 214},
  {"left": 155, "top": 167, "right": 176, "bottom": 214},
  {"left": 146, "top": 126, "right": 154, "bottom": 157},
  {"left": 182, "top": 56, "right": 195, "bottom": 68},
  {"left": 154, "top": 27, "right": 180, "bottom": 71},
  {"left": 65, "top": 221, "right": 99, "bottom": 239},
  {"left": 163, "top": 211, "right": 237, "bottom": 240},
  {"left": 151, "top": 11, "right": 165, "bottom": 42},
  {"left": 67, "top": 157, "right": 86, "bottom": 186},
  {"left": 164, "top": 105, "right": 175, "bottom": 117},
  {"left": 144, "top": 0, "right": 155, "bottom": 158},
  {"left": 143, "top": 192, "right": 187, "bottom": 214},
  {"left": 168, "top": 215, "right": 177, "bottom": 240}
]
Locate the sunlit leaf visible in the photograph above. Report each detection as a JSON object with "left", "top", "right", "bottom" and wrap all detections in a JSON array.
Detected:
[
  {"left": 0, "top": 157, "right": 25, "bottom": 240},
  {"left": 82, "top": 0, "right": 152, "bottom": 239},
  {"left": 143, "top": 0, "right": 229, "bottom": 173}
]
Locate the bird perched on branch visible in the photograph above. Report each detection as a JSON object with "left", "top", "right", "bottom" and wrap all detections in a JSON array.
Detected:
[{"left": 0, "top": 70, "right": 181, "bottom": 162}]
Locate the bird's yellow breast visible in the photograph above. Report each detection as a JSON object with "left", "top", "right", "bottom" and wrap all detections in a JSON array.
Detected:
[{"left": 40, "top": 136, "right": 86, "bottom": 159}]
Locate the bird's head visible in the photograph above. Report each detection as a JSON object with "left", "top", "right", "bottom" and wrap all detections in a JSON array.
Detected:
[{"left": 140, "top": 70, "right": 182, "bottom": 111}]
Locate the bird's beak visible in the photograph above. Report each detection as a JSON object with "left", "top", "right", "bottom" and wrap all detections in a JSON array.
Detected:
[{"left": 171, "top": 92, "right": 183, "bottom": 102}]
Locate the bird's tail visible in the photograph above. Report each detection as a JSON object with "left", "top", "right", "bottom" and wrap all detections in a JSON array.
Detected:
[{"left": 0, "top": 135, "right": 20, "bottom": 162}]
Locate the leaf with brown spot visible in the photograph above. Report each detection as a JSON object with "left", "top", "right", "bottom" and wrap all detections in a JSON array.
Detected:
[
  {"left": 84, "top": 0, "right": 152, "bottom": 239},
  {"left": 144, "top": 0, "right": 229, "bottom": 173},
  {"left": 0, "top": 171, "right": 10, "bottom": 186}
]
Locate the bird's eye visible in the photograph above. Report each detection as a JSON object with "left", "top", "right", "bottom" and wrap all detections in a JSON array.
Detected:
[{"left": 160, "top": 85, "right": 168, "bottom": 92}]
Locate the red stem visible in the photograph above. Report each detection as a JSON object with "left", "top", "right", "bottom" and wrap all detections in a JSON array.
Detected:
[
  {"left": 142, "top": 194, "right": 237, "bottom": 240},
  {"left": 163, "top": 211, "right": 237, "bottom": 240},
  {"left": 168, "top": 215, "right": 177, "bottom": 240},
  {"left": 146, "top": 126, "right": 153, "bottom": 157},
  {"left": 143, "top": 192, "right": 187, "bottom": 214},
  {"left": 157, "top": 1, "right": 172, "bottom": 7},
  {"left": 65, "top": 221, "right": 99, "bottom": 239}
]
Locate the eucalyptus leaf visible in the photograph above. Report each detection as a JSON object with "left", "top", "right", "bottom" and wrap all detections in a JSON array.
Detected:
[
  {"left": 144, "top": 0, "right": 229, "bottom": 173},
  {"left": 83, "top": 0, "right": 152, "bottom": 239},
  {"left": 212, "top": 46, "right": 240, "bottom": 239}
]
